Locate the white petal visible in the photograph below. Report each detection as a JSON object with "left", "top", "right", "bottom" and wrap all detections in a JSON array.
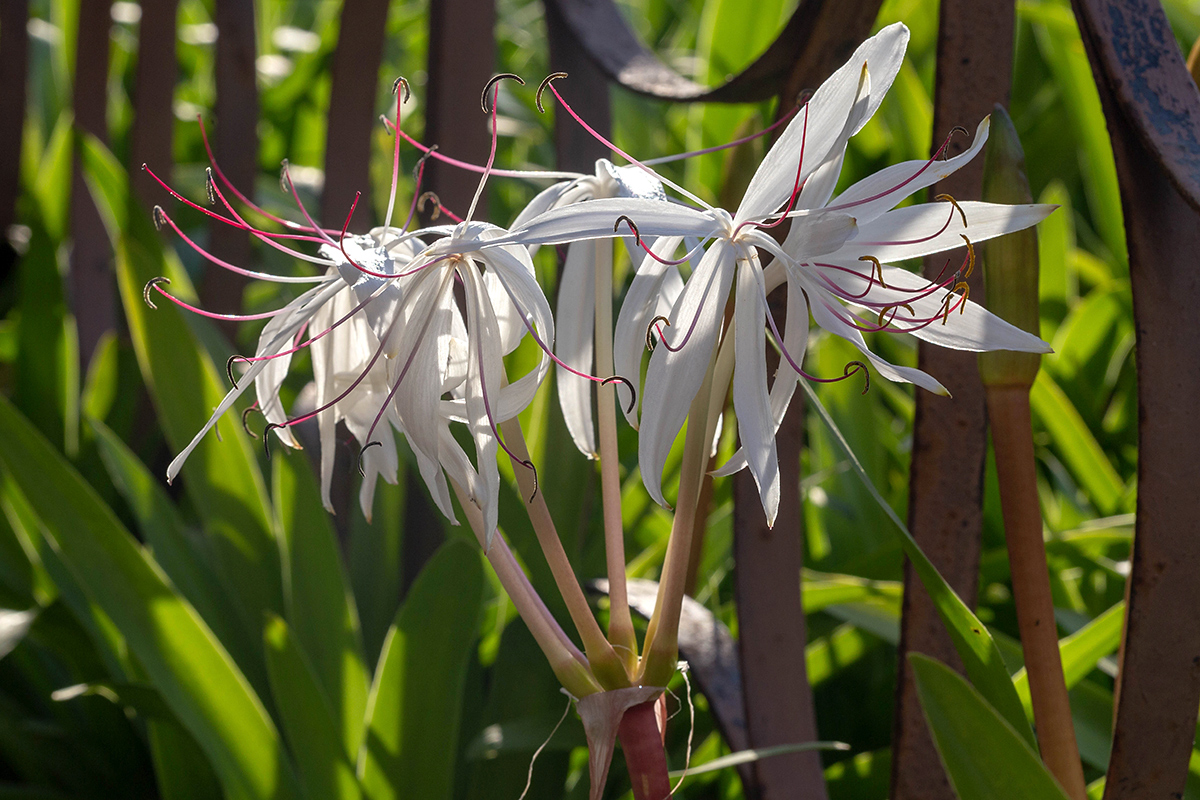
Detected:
[
  {"left": 828, "top": 116, "right": 991, "bottom": 223},
  {"left": 502, "top": 198, "right": 721, "bottom": 247},
  {"left": 714, "top": 271, "right": 809, "bottom": 479},
  {"left": 730, "top": 255, "right": 780, "bottom": 525},
  {"left": 777, "top": 211, "right": 858, "bottom": 261},
  {"left": 820, "top": 262, "right": 1051, "bottom": 353},
  {"left": 612, "top": 236, "right": 687, "bottom": 428},
  {"left": 737, "top": 23, "right": 909, "bottom": 223},
  {"left": 168, "top": 277, "right": 343, "bottom": 482},
  {"left": 555, "top": 240, "right": 598, "bottom": 456},
  {"left": 638, "top": 240, "right": 736, "bottom": 508},
  {"left": 805, "top": 279, "right": 948, "bottom": 395},
  {"left": 837, "top": 201, "right": 1056, "bottom": 264}
]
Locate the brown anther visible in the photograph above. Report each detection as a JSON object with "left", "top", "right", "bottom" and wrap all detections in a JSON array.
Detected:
[
  {"left": 845, "top": 360, "right": 870, "bottom": 394},
  {"left": 241, "top": 406, "right": 262, "bottom": 439},
  {"left": 877, "top": 306, "right": 899, "bottom": 328},
  {"left": 204, "top": 168, "right": 217, "bottom": 205},
  {"left": 614, "top": 215, "right": 641, "bottom": 247},
  {"left": 279, "top": 159, "right": 292, "bottom": 192},
  {"left": 954, "top": 281, "right": 970, "bottom": 310},
  {"left": 959, "top": 234, "right": 975, "bottom": 278},
  {"left": 519, "top": 459, "right": 539, "bottom": 503},
  {"left": 900, "top": 302, "right": 916, "bottom": 316},
  {"left": 262, "top": 423, "right": 283, "bottom": 458},
  {"left": 601, "top": 375, "right": 637, "bottom": 414},
  {"left": 143, "top": 276, "right": 170, "bottom": 309},
  {"left": 795, "top": 88, "right": 814, "bottom": 108},
  {"left": 413, "top": 145, "right": 439, "bottom": 180},
  {"left": 858, "top": 255, "right": 887, "bottom": 289},
  {"left": 646, "top": 315, "right": 670, "bottom": 351},
  {"left": 935, "top": 193, "right": 967, "bottom": 227},
  {"left": 152, "top": 206, "right": 167, "bottom": 231},
  {"left": 417, "top": 191, "right": 442, "bottom": 220},
  {"left": 481, "top": 73, "right": 525, "bottom": 114},
  {"left": 536, "top": 72, "right": 568, "bottom": 113},
  {"left": 358, "top": 440, "right": 383, "bottom": 476},
  {"left": 392, "top": 76, "right": 410, "bottom": 102},
  {"left": 226, "top": 354, "right": 245, "bottom": 388}
]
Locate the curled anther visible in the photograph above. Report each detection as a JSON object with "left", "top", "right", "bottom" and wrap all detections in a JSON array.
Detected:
[
  {"left": 152, "top": 205, "right": 167, "bottom": 231},
  {"left": 845, "top": 360, "right": 870, "bottom": 395},
  {"left": 601, "top": 375, "right": 637, "bottom": 414},
  {"left": 241, "top": 406, "right": 262, "bottom": 439},
  {"left": 226, "top": 354, "right": 246, "bottom": 388},
  {"left": 481, "top": 73, "right": 525, "bottom": 113},
  {"left": 518, "top": 459, "right": 539, "bottom": 503},
  {"left": 876, "top": 306, "right": 899, "bottom": 327},
  {"left": 204, "top": 168, "right": 217, "bottom": 205},
  {"left": 959, "top": 234, "right": 975, "bottom": 278},
  {"left": 536, "top": 72, "right": 568, "bottom": 113},
  {"left": 392, "top": 76, "right": 410, "bottom": 102},
  {"left": 357, "top": 440, "right": 383, "bottom": 477},
  {"left": 935, "top": 193, "right": 967, "bottom": 227},
  {"left": 417, "top": 191, "right": 443, "bottom": 220},
  {"left": 954, "top": 281, "right": 970, "bottom": 310},
  {"left": 858, "top": 255, "right": 887, "bottom": 289},
  {"left": 795, "top": 88, "right": 814, "bottom": 108},
  {"left": 143, "top": 276, "right": 170, "bottom": 309},
  {"left": 646, "top": 315, "right": 670, "bottom": 351},
  {"left": 412, "top": 145, "right": 439, "bottom": 180},
  {"left": 614, "top": 215, "right": 641, "bottom": 247},
  {"left": 262, "top": 423, "right": 283, "bottom": 458},
  {"left": 279, "top": 159, "right": 291, "bottom": 192}
]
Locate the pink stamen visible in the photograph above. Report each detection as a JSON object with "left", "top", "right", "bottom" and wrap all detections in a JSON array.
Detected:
[
  {"left": 825, "top": 126, "right": 968, "bottom": 214},
  {"left": 648, "top": 258, "right": 724, "bottom": 353},
  {"left": 760, "top": 285, "right": 869, "bottom": 393},
  {"left": 197, "top": 115, "right": 340, "bottom": 235},
  {"left": 203, "top": 169, "right": 337, "bottom": 266},
  {"left": 613, "top": 216, "right": 701, "bottom": 267},
  {"left": 143, "top": 277, "right": 284, "bottom": 321},
  {"left": 641, "top": 106, "right": 799, "bottom": 166},
  {"left": 383, "top": 78, "right": 407, "bottom": 230},
  {"left": 381, "top": 117, "right": 580, "bottom": 181},
  {"left": 734, "top": 101, "right": 810, "bottom": 237},
  {"left": 153, "top": 207, "right": 323, "bottom": 284},
  {"left": 281, "top": 160, "right": 338, "bottom": 246},
  {"left": 854, "top": 203, "right": 958, "bottom": 248}
]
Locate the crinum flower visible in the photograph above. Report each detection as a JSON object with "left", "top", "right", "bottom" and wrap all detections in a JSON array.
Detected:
[{"left": 490, "top": 22, "right": 1052, "bottom": 525}]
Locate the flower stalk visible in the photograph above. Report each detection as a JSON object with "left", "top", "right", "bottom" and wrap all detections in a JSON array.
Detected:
[{"left": 980, "top": 104, "right": 1086, "bottom": 800}]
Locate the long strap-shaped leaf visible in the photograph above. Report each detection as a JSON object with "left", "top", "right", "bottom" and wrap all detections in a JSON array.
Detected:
[
  {"left": 801, "top": 381, "right": 1035, "bottom": 747},
  {"left": 0, "top": 394, "right": 301, "bottom": 800}
]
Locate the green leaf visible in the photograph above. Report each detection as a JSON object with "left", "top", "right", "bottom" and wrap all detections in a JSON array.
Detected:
[
  {"left": 910, "top": 654, "right": 1070, "bottom": 800},
  {"left": 263, "top": 615, "right": 362, "bottom": 800},
  {"left": 360, "top": 541, "right": 484, "bottom": 800},
  {"left": 802, "top": 571, "right": 903, "bottom": 614},
  {"left": 801, "top": 381, "right": 1036, "bottom": 747},
  {"left": 1030, "top": 370, "right": 1126, "bottom": 514},
  {"left": 89, "top": 417, "right": 262, "bottom": 685},
  {"left": 1013, "top": 601, "right": 1124, "bottom": 716},
  {"left": 273, "top": 453, "right": 369, "bottom": 757},
  {"left": 80, "top": 135, "right": 284, "bottom": 656},
  {"left": 0, "top": 393, "right": 300, "bottom": 800}
]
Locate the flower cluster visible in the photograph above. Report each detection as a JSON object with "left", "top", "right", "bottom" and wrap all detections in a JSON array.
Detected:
[{"left": 151, "top": 22, "right": 1050, "bottom": 544}]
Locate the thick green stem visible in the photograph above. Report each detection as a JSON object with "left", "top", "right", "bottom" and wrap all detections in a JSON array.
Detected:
[
  {"left": 499, "top": 417, "right": 630, "bottom": 689},
  {"left": 593, "top": 237, "right": 638, "bottom": 670},
  {"left": 450, "top": 479, "right": 601, "bottom": 697},
  {"left": 638, "top": 347, "right": 718, "bottom": 687}
]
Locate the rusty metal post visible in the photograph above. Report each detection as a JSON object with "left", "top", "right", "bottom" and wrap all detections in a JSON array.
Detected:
[
  {"left": 1068, "top": 3, "right": 1200, "bottom": 798},
  {"left": 70, "top": 0, "right": 114, "bottom": 368},
  {"left": 890, "top": 3, "right": 1017, "bottom": 799},
  {"left": 0, "top": 0, "right": 29, "bottom": 275}
]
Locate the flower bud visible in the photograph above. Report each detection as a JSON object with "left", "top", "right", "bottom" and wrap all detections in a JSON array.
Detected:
[{"left": 979, "top": 104, "right": 1043, "bottom": 388}]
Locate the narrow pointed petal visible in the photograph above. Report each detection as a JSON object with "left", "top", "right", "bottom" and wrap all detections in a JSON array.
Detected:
[
  {"left": 823, "top": 262, "right": 1051, "bottom": 353},
  {"left": 714, "top": 272, "right": 809, "bottom": 478},
  {"left": 776, "top": 210, "right": 858, "bottom": 261},
  {"left": 638, "top": 240, "right": 736, "bottom": 508},
  {"left": 738, "top": 23, "right": 909, "bottom": 222},
  {"left": 503, "top": 198, "right": 720, "bottom": 247},
  {"left": 556, "top": 240, "right": 598, "bottom": 456},
  {"left": 612, "top": 237, "right": 686, "bottom": 428},
  {"left": 730, "top": 255, "right": 780, "bottom": 525},
  {"left": 829, "top": 116, "right": 991, "bottom": 222},
  {"left": 838, "top": 201, "right": 1056, "bottom": 264},
  {"left": 805, "top": 279, "right": 949, "bottom": 395}
]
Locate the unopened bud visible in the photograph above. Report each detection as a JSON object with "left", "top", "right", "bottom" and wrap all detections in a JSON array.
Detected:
[{"left": 979, "top": 105, "right": 1042, "bottom": 388}]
